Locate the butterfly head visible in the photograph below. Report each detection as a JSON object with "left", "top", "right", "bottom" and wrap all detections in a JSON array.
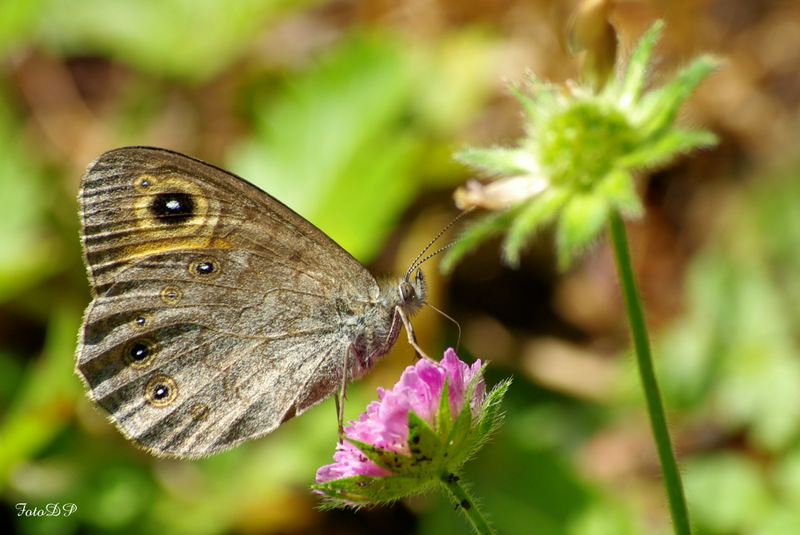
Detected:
[{"left": 398, "top": 268, "right": 426, "bottom": 315}]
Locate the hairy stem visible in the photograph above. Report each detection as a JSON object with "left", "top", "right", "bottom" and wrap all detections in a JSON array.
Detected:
[{"left": 440, "top": 472, "right": 495, "bottom": 535}]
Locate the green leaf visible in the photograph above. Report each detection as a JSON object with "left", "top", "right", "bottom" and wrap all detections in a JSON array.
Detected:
[
  {"left": 477, "top": 379, "right": 511, "bottom": 439},
  {"left": 444, "top": 378, "right": 479, "bottom": 465},
  {"left": 512, "top": 80, "right": 560, "bottom": 124},
  {"left": 621, "top": 128, "right": 718, "bottom": 170},
  {"left": 408, "top": 411, "right": 442, "bottom": 468},
  {"left": 454, "top": 146, "right": 540, "bottom": 176},
  {"left": 436, "top": 377, "right": 452, "bottom": 439},
  {"left": 617, "top": 20, "right": 664, "bottom": 106},
  {"left": 343, "top": 438, "right": 415, "bottom": 475},
  {"left": 555, "top": 194, "right": 609, "bottom": 267},
  {"left": 598, "top": 169, "right": 643, "bottom": 219},
  {"left": 444, "top": 403, "right": 474, "bottom": 468},
  {"left": 502, "top": 188, "right": 568, "bottom": 266},
  {"left": 636, "top": 54, "right": 723, "bottom": 137},
  {"left": 313, "top": 473, "right": 437, "bottom": 507}
]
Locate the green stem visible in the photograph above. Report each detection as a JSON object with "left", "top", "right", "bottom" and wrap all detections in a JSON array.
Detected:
[
  {"left": 608, "top": 212, "right": 692, "bottom": 535},
  {"left": 440, "top": 472, "right": 495, "bottom": 535}
]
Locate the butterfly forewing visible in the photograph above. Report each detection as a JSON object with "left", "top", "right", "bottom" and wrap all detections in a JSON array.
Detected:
[{"left": 77, "top": 147, "right": 386, "bottom": 457}]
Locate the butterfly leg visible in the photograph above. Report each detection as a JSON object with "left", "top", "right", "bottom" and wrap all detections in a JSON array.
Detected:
[
  {"left": 335, "top": 344, "right": 357, "bottom": 442},
  {"left": 334, "top": 392, "right": 344, "bottom": 443},
  {"left": 396, "top": 306, "right": 435, "bottom": 362}
]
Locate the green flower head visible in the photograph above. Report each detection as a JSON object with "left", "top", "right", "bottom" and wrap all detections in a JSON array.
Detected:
[{"left": 446, "top": 20, "right": 721, "bottom": 270}]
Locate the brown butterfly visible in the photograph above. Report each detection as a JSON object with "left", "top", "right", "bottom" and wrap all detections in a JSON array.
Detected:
[{"left": 76, "top": 146, "right": 429, "bottom": 458}]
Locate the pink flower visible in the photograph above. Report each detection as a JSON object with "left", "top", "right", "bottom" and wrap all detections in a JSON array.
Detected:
[{"left": 314, "top": 348, "right": 507, "bottom": 505}]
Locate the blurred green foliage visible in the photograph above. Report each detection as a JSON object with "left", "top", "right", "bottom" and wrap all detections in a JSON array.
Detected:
[
  {"left": 0, "top": 2, "right": 498, "bottom": 534},
  {"left": 2, "top": 0, "right": 318, "bottom": 82},
  {"left": 1, "top": 1, "right": 800, "bottom": 535},
  {"left": 653, "top": 173, "right": 800, "bottom": 535},
  {"left": 230, "top": 35, "right": 422, "bottom": 259}
]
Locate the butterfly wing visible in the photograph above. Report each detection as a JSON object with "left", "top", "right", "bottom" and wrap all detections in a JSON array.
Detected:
[{"left": 77, "top": 146, "right": 380, "bottom": 457}]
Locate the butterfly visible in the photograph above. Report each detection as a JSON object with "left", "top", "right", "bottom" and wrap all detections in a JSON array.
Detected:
[{"left": 76, "top": 146, "right": 430, "bottom": 458}]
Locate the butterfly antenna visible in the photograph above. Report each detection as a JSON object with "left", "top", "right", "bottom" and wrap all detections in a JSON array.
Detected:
[
  {"left": 422, "top": 301, "right": 462, "bottom": 350},
  {"left": 405, "top": 208, "right": 473, "bottom": 279}
]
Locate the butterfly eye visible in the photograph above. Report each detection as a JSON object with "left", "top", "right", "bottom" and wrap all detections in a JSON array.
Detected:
[
  {"left": 399, "top": 280, "right": 416, "bottom": 302},
  {"left": 145, "top": 375, "right": 178, "bottom": 407}
]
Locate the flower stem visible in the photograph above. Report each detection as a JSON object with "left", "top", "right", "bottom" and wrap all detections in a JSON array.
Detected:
[
  {"left": 440, "top": 472, "right": 495, "bottom": 535},
  {"left": 608, "top": 212, "right": 692, "bottom": 535}
]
